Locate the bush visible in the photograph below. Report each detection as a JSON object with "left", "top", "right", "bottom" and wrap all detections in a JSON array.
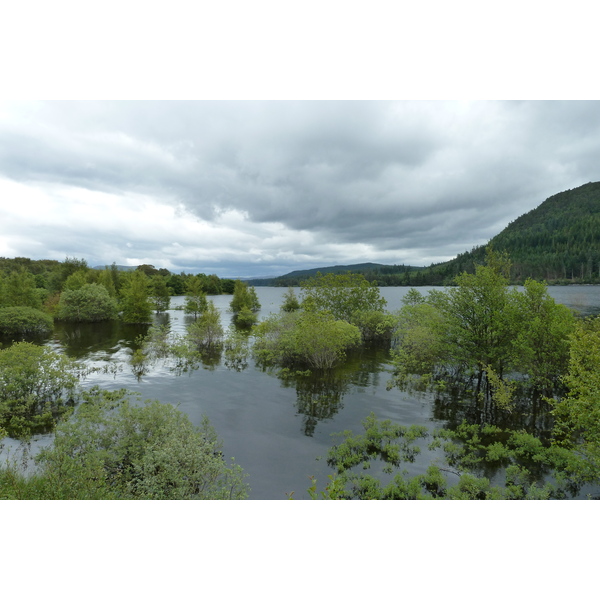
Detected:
[
  {"left": 33, "top": 387, "right": 249, "bottom": 499},
  {"left": 0, "top": 342, "right": 80, "bottom": 438},
  {"left": 0, "top": 306, "right": 54, "bottom": 337},
  {"left": 253, "top": 310, "right": 361, "bottom": 369},
  {"left": 56, "top": 283, "right": 119, "bottom": 322},
  {"left": 187, "top": 301, "right": 224, "bottom": 350}
]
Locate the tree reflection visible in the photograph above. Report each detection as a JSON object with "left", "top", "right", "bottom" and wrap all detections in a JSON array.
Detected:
[
  {"left": 281, "top": 370, "right": 350, "bottom": 436},
  {"left": 431, "top": 381, "right": 554, "bottom": 438}
]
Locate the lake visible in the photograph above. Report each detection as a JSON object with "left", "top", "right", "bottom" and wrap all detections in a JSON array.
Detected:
[{"left": 5, "top": 285, "right": 600, "bottom": 499}]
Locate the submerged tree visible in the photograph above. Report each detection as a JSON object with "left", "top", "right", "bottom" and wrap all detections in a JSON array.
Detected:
[
  {"left": 300, "top": 273, "right": 391, "bottom": 343},
  {"left": 253, "top": 310, "right": 361, "bottom": 370},
  {"left": 230, "top": 280, "right": 261, "bottom": 314},
  {"left": 149, "top": 275, "right": 171, "bottom": 313},
  {"left": 57, "top": 283, "right": 119, "bottom": 322},
  {"left": 0, "top": 342, "right": 80, "bottom": 438},
  {"left": 19, "top": 387, "right": 249, "bottom": 500},
  {"left": 390, "top": 250, "right": 577, "bottom": 407},
  {"left": 119, "top": 270, "right": 152, "bottom": 324},
  {"left": 184, "top": 275, "right": 208, "bottom": 317},
  {"left": 186, "top": 300, "right": 224, "bottom": 351},
  {"left": 0, "top": 307, "right": 54, "bottom": 337},
  {"left": 281, "top": 287, "right": 300, "bottom": 312}
]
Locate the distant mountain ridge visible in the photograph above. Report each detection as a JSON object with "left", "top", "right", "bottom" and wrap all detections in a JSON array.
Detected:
[
  {"left": 246, "top": 262, "right": 424, "bottom": 286},
  {"left": 419, "top": 181, "right": 600, "bottom": 285},
  {"left": 248, "top": 181, "right": 600, "bottom": 287}
]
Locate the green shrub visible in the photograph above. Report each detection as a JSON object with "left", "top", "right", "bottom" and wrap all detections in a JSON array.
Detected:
[
  {"left": 0, "top": 306, "right": 54, "bottom": 337},
  {"left": 56, "top": 283, "right": 119, "bottom": 322},
  {"left": 34, "top": 387, "right": 249, "bottom": 499},
  {"left": 253, "top": 310, "right": 361, "bottom": 370},
  {"left": 0, "top": 342, "right": 80, "bottom": 438}
]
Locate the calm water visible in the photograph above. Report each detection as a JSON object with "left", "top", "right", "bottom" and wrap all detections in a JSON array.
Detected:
[{"left": 5, "top": 285, "right": 600, "bottom": 499}]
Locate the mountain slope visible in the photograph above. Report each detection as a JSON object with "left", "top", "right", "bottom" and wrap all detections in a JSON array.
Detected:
[{"left": 422, "top": 181, "right": 600, "bottom": 284}]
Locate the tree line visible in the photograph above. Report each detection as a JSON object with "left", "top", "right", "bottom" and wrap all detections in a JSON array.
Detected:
[{"left": 0, "top": 256, "right": 253, "bottom": 335}]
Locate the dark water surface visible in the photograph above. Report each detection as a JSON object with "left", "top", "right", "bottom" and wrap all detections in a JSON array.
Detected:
[{"left": 5, "top": 285, "right": 600, "bottom": 499}]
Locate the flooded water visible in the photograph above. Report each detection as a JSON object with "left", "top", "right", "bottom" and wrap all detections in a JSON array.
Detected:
[{"left": 4, "top": 285, "right": 600, "bottom": 499}]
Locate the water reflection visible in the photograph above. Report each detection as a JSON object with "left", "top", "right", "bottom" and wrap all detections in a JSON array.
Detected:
[
  {"left": 430, "top": 382, "right": 555, "bottom": 438},
  {"left": 53, "top": 320, "right": 150, "bottom": 359},
  {"left": 281, "top": 370, "right": 350, "bottom": 436}
]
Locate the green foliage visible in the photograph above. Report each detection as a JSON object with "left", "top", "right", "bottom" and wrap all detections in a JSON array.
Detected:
[
  {"left": 0, "top": 306, "right": 54, "bottom": 337},
  {"left": 351, "top": 309, "right": 397, "bottom": 344},
  {"left": 235, "top": 305, "right": 258, "bottom": 328},
  {"left": 253, "top": 310, "right": 361, "bottom": 370},
  {"left": 0, "top": 342, "right": 80, "bottom": 438},
  {"left": 186, "top": 301, "right": 224, "bottom": 350},
  {"left": 149, "top": 275, "right": 171, "bottom": 313},
  {"left": 281, "top": 287, "right": 300, "bottom": 312},
  {"left": 415, "top": 182, "right": 600, "bottom": 285},
  {"left": 390, "top": 251, "right": 576, "bottom": 401},
  {"left": 508, "top": 279, "right": 576, "bottom": 392},
  {"left": 551, "top": 316, "right": 600, "bottom": 480},
  {"left": 321, "top": 413, "right": 429, "bottom": 499},
  {"left": 97, "top": 268, "right": 118, "bottom": 297},
  {"left": 0, "top": 268, "right": 43, "bottom": 309},
  {"left": 223, "top": 331, "right": 250, "bottom": 371},
  {"left": 438, "top": 250, "right": 513, "bottom": 379},
  {"left": 33, "top": 387, "right": 249, "bottom": 499},
  {"left": 230, "top": 280, "right": 261, "bottom": 314},
  {"left": 63, "top": 270, "right": 88, "bottom": 291},
  {"left": 119, "top": 270, "right": 152, "bottom": 323},
  {"left": 56, "top": 283, "right": 119, "bottom": 322},
  {"left": 166, "top": 273, "right": 186, "bottom": 296},
  {"left": 313, "top": 414, "right": 583, "bottom": 500},
  {"left": 184, "top": 276, "right": 208, "bottom": 317},
  {"left": 300, "top": 272, "right": 387, "bottom": 323}
]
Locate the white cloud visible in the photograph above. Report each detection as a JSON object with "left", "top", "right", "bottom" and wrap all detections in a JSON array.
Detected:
[{"left": 1, "top": 101, "right": 599, "bottom": 277}]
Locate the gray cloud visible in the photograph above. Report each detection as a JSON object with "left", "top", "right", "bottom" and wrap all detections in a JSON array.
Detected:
[{"left": 1, "top": 101, "right": 599, "bottom": 277}]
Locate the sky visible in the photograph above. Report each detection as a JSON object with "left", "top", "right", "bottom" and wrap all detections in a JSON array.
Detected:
[
  {"left": 1, "top": 100, "right": 599, "bottom": 278},
  {"left": 1, "top": 2, "right": 598, "bottom": 279}
]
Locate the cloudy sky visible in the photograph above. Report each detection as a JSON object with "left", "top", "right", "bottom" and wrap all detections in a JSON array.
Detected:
[{"left": 0, "top": 100, "right": 599, "bottom": 278}]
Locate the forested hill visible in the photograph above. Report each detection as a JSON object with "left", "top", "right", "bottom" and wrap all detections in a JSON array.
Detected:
[
  {"left": 418, "top": 181, "right": 600, "bottom": 285},
  {"left": 247, "top": 262, "right": 424, "bottom": 286}
]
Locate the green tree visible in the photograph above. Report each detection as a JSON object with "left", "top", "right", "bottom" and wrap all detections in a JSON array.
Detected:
[
  {"left": 63, "top": 270, "right": 88, "bottom": 291},
  {"left": 149, "top": 275, "right": 171, "bottom": 313},
  {"left": 390, "top": 250, "right": 576, "bottom": 405},
  {"left": 166, "top": 273, "right": 186, "bottom": 296},
  {"left": 97, "top": 268, "right": 118, "bottom": 297},
  {"left": 34, "top": 387, "right": 249, "bottom": 499},
  {"left": 253, "top": 310, "right": 361, "bottom": 370},
  {"left": 230, "top": 280, "right": 261, "bottom": 314},
  {"left": 551, "top": 317, "right": 600, "bottom": 482},
  {"left": 205, "top": 274, "right": 223, "bottom": 295},
  {"left": 184, "top": 276, "right": 208, "bottom": 317},
  {"left": 434, "top": 251, "right": 513, "bottom": 384},
  {"left": 186, "top": 300, "right": 224, "bottom": 350},
  {"left": 281, "top": 287, "right": 300, "bottom": 312},
  {"left": 1, "top": 268, "right": 43, "bottom": 309},
  {"left": 0, "top": 342, "right": 80, "bottom": 438},
  {"left": 300, "top": 272, "right": 387, "bottom": 323},
  {"left": 120, "top": 271, "right": 152, "bottom": 323},
  {"left": 56, "top": 283, "right": 119, "bottom": 322},
  {"left": 508, "top": 279, "right": 576, "bottom": 392}
]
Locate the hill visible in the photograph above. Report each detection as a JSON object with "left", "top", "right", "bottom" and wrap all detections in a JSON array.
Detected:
[
  {"left": 247, "top": 262, "right": 424, "bottom": 286},
  {"left": 419, "top": 181, "right": 600, "bottom": 285}
]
